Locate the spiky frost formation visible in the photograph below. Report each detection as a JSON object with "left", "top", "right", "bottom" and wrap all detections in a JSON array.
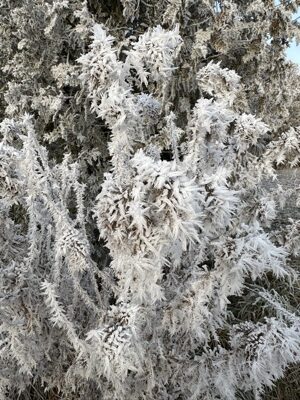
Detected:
[{"left": 0, "top": 1, "right": 300, "bottom": 399}]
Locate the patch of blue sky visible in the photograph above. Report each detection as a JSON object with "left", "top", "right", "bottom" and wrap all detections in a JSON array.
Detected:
[
  {"left": 273, "top": 1, "right": 300, "bottom": 63},
  {"left": 286, "top": 8, "right": 300, "bottom": 64},
  {"left": 287, "top": 39, "right": 300, "bottom": 64}
]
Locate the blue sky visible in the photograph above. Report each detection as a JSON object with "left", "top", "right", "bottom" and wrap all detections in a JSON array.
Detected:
[{"left": 287, "top": 41, "right": 300, "bottom": 64}]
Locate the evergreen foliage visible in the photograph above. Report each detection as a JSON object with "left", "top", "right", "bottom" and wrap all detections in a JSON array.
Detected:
[{"left": 1, "top": 1, "right": 300, "bottom": 399}]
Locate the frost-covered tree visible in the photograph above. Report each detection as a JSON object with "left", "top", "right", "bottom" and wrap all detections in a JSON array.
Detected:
[{"left": 1, "top": 1, "right": 300, "bottom": 399}]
